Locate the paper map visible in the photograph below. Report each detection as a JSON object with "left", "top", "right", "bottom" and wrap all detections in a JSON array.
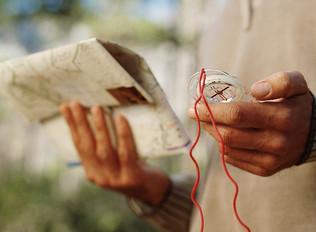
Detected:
[{"left": 0, "top": 38, "right": 190, "bottom": 160}]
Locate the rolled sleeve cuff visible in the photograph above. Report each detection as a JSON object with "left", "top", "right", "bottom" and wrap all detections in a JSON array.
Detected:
[
  {"left": 128, "top": 174, "right": 194, "bottom": 232},
  {"left": 298, "top": 92, "right": 316, "bottom": 164}
]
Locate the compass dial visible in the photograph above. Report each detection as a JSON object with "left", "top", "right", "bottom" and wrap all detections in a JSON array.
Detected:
[
  {"left": 188, "top": 69, "right": 245, "bottom": 104},
  {"left": 204, "top": 82, "right": 236, "bottom": 103}
]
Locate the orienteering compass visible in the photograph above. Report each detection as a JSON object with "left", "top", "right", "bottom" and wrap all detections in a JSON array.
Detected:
[{"left": 188, "top": 69, "right": 247, "bottom": 103}]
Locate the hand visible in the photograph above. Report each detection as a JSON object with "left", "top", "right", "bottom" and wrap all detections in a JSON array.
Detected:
[
  {"left": 189, "top": 71, "right": 313, "bottom": 176},
  {"left": 60, "top": 102, "right": 170, "bottom": 205}
]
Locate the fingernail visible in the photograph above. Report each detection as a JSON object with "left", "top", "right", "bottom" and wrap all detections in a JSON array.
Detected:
[{"left": 251, "top": 81, "right": 272, "bottom": 98}]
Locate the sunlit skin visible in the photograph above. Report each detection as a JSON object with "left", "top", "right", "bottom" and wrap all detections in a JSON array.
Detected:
[
  {"left": 189, "top": 71, "right": 312, "bottom": 176},
  {"left": 60, "top": 71, "right": 312, "bottom": 204},
  {"left": 59, "top": 103, "right": 170, "bottom": 205}
]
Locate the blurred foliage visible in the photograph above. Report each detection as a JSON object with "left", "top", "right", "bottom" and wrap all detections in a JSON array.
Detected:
[
  {"left": 94, "top": 17, "right": 177, "bottom": 45},
  {"left": 0, "top": 0, "right": 93, "bottom": 20},
  {"left": 0, "top": 1, "right": 181, "bottom": 231},
  {"left": 0, "top": 168, "right": 157, "bottom": 232},
  {"left": 0, "top": 0, "right": 179, "bottom": 46}
]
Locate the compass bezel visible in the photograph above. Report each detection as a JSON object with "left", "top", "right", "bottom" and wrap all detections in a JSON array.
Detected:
[{"left": 188, "top": 69, "right": 245, "bottom": 103}]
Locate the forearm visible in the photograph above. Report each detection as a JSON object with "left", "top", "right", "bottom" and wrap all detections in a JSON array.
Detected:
[{"left": 128, "top": 174, "right": 194, "bottom": 232}]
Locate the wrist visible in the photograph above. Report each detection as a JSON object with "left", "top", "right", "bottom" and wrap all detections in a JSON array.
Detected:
[{"left": 142, "top": 170, "right": 172, "bottom": 206}]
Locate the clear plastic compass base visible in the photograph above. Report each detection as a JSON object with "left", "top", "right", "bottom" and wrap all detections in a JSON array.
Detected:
[{"left": 188, "top": 69, "right": 249, "bottom": 104}]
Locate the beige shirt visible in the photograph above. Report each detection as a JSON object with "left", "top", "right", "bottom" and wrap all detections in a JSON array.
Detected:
[
  {"left": 135, "top": 1, "right": 316, "bottom": 231},
  {"left": 190, "top": 0, "right": 316, "bottom": 231}
]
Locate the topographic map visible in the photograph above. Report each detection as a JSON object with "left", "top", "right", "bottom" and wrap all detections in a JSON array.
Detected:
[{"left": 0, "top": 38, "right": 190, "bottom": 160}]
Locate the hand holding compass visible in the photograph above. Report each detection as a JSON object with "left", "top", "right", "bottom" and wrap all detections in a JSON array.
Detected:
[{"left": 189, "top": 70, "right": 313, "bottom": 176}]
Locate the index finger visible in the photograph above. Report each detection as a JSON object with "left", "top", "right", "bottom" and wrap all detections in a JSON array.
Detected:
[
  {"left": 91, "top": 106, "right": 115, "bottom": 160},
  {"left": 189, "top": 101, "right": 287, "bottom": 130},
  {"left": 115, "top": 114, "right": 138, "bottom": 165},
  {"left": 59, "top": 103, "right": 79, "bottom": 145}
]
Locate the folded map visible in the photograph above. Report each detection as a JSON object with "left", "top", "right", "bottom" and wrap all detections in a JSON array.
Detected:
[{"left": 0, "top": 38, "right": 190, "bottom": 161}]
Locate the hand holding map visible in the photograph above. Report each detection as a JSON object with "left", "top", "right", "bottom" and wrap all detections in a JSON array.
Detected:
[{"left": 0, "top": 38, "right": 190, "bottom": 161}]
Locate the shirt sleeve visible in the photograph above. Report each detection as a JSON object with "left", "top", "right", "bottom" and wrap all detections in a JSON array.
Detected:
[
  {"left": 298, "top": 92, "right": 316, "bottom": 163},
  {"left": 128, "top": 174, "right": 194, "bottom": 232}
]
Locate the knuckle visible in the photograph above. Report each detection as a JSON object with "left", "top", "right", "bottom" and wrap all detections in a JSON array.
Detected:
[
  {"left": 262, "top": 111, "right": 275, "bottom": 128},
  {"left": 262, "top": 156, "right": 279, "bottom": 170},
  {"left": 96, "top": 147, "right": 112, "bottom": 159},
  {"left": 117, "top": 148, "right": 129, "bottom": 157},
  {"left": 228, "top": 104, "right": 244, "bottom": 125},
  {"left": 273, "top": 136, "right": 288, "bottom": 154},
  {"left": 220, "top": 128, "right": 233, "bottom": 145},
  {"left": 257, "top": 168, "right": 273, "bottom": 177},
  {"left": 119, "top": 128, "right": 130, "bottom": 140},
  {"left": 95, "top": 122, "right": 104, "bottom": 132},
  {"left": 81, "top": 143, "right": 95, "bottom": 154},
  {"left": 282, "top": 108, "right": 293, "bottom": 122},
  {"left": 252, "top": 131, "right": 270, "bottom": 151},
  {"left": 278, "top": 72, "right": 292, "bottom": 92},
  {"left": 96, "top": 151, "right": 106, "bottom": 160},
  {"left": 278, "top": 108, "right": 294, "bottom": 131},
  {"left": 118, "top": 149, "right": 129, "bottom": 161},
  {"left": 77, "top": 116, "right": 86, "bottom": 126},
  {"left": 253, "top": 136, "right": 266, "bottom": 150}
]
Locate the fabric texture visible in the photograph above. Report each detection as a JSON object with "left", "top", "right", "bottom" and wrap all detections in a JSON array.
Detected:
[
  {"left": 305, "top": 94, "right": 316, "bottom": 163},
  {"left": 129, "top": 175, "right": 194, "bottom": 232},
  {"left": 133, "top": 0, "right": 316, "bottom": 231},
  {"left": 298, "top": 93, "right": 316, "bottom": 165},
  {"left": 190, "top": 0, "right": 316, "bottom": 231}
]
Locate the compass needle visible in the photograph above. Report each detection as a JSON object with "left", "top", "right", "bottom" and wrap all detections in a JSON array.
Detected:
[{"left": 188, "top": 69, "right": 246, "bottom": 104}]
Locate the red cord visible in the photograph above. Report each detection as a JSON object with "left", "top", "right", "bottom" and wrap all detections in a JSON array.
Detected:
[{"left": 189, "top": 68, "right": 251, "bottom": 232}]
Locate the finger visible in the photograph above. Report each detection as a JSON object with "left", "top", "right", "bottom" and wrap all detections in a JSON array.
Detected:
[
  {"left": 114, "top": 114, "right": 138, "bottom": 165},
  {"left": 91, "top": 106, "right": 117, "bottom": 164},
  {"left": 59, "top": 103, "right": 80, "bottom": 146},
  {"left": 69, "top": 101, "right": 96, "bottom": 159},
  {"left": 189, "top": 101, "right": 292, "bottom": 130},
  {"left": 224, "top": 147, "right": 281, "bottom": 171},
  {"left": 203, "top": 123, "right": 257, "bottom": 148},
  {"left": 224, "top": 156, "right": 275, "bottom": 177},
  {"left": 251, "top": 71, "right": 308, "bottom": 100},
  {"left": 203, "top": 124, "right": 288, "bottom": 155},
  {"left": 189, "top": 102, "right": 267, "bottom": 128}
]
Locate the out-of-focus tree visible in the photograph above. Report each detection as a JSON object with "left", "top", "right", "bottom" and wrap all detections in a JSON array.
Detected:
[
  {"left": 0, "top": 167, "right": 157, "bottom": 232},
  {"left": 0, "top": 1, "right": 183, "bottom": 232},
  {"left": 0, "top": 0, "right": 180, "bottom": 52}
]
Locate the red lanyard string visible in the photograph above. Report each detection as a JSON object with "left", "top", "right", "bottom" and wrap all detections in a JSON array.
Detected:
[{"left": 189, "top": 68, "right": 251, "bottom": 232}]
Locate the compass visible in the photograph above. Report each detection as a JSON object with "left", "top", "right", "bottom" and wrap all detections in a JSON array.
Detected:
[{"left": 188, "top": 69, "right": 246, "bottom": 103}]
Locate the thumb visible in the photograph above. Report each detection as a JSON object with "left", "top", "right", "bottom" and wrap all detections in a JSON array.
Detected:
[{"left": 251, "top": 71, "right": 308, "bottom": 100}]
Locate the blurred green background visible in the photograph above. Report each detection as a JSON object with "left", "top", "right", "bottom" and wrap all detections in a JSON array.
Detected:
[{"left": 0, "top": 0, "right": 205, "bottom": 231}]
